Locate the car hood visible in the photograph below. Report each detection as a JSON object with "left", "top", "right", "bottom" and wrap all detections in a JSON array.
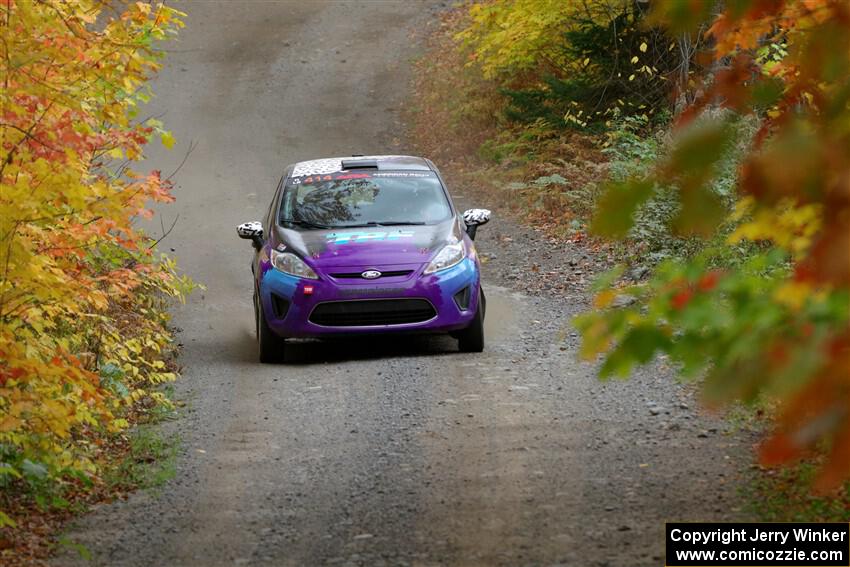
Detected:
[{"left": 273, "top": 217, "right": 464, "bottom": 269}]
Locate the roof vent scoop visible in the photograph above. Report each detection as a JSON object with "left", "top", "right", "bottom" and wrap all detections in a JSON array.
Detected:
[{"left": 341, "top": 159, "right": 379, "bottom": 170}]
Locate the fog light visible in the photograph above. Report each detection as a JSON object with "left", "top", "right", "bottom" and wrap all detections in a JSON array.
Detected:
[
  {"left": 453, "top": 286, "right": 471, "bottom": 311},
  {"left": 271, "top": 293, "right": 290, "bottom": 318}
]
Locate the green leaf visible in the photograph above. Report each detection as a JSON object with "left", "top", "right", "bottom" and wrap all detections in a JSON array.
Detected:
[
  {"left": 22, "top": 459, "right": 48, "bottom": 480},
  {"left": 590, "top": 265, "right": 625, "bottom": 293},
  {"left": 674, "top": 185, "right": 726, "bottom": 236},
  {"left": 751, "top": 77, "right": 785, "bottom": 108},
  {"left": 600, "top": 324, "right": 671, "bottom": 378},
  {"left": 648, "top": 1, "right": 717, "bottom": 34},
  {"left": 0, "top": 463, "right": 22, "bottom": 479},
  {"left": 590, "top": 179, "right": 655, "bottom": 238},
  {"left": 0, "top": 511, "right": 17, "bottom": 528},
  {"left": 666, "top": 121, "right": 734, "bottom": 182}
]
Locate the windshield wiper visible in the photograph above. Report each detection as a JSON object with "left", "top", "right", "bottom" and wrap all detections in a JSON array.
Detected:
[
  {"left": 337, "top": 221, "right": 427, "bottom": 228},
  {"left": 280, "top": 218, "right": 333, "bottom": 230}
]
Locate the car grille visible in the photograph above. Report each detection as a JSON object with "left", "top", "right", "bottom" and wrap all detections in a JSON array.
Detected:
[
  {"left": 329, "top": 270, "right": 414, "bottom": 279},
  {"left": 309, "top": 299, "right": 436, "bottom": 327}
]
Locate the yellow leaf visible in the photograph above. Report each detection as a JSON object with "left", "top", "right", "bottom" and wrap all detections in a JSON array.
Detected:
[
  {"left": 161, "top": 131, "right": 176, "bottom": 149},
  {"left": 631, "top": 56, "right": 639, "bottom": 64},
  {"left": 593, "top": 290, "right": 617, "bottom": 309},
  {"left": 628, "top": 74, "right": 636, "bottom": 81},
  {"left": 0, "top": 416, "right": 22, "bottom": 432},
  {"left": 773, "top": 281, "right": 811, "bottom": 311},
  {"left": 640, "top": 41, "right": 648, "bottom": 53}
]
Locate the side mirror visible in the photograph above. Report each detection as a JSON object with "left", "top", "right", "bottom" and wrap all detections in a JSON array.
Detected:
[
  {"left": 237, "top": 221, "right": 264, "bottom": 250},
  {"left": 462, "top": 208, "right": 491, "bottom": 240}
]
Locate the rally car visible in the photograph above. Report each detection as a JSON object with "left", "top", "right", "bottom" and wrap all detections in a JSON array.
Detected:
[{"left": 237, "top": 155, "right": 491, "bottom": 363}]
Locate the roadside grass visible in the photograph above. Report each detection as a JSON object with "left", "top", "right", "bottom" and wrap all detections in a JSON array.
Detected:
[
  {"left": 0, "top": 384, "right": 182, "bottom": 567},
  {"left": 103, "top": 426, "right": 179, "bottom": 493},
  {"left": 726, "top": 400, "right": 850, "bottom": 522},
  {"left": 50, "top": 401, "right": 181, "bottom": 563},
  {"left": 728, "top": 398, "right": 850, "bottom": 522},
  {"left": 24, "top": 426, "right": 181, "bottom": 564},
  {"left": 748, "top": 461, "right": 850, "bottom": 522}
]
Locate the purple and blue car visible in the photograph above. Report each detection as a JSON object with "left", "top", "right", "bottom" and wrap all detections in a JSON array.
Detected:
[{"left": 237, "top": 155, "right": 491, "bottom": 363}]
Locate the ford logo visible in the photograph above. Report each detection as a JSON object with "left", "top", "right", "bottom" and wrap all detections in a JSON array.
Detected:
[{"left": 361, "top": 270, "right": 382, "bottom": 279}]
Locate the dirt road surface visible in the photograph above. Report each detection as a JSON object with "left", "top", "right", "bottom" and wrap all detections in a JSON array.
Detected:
[{"left": 56, "top": 2, "right": 751, "bottom": 566}]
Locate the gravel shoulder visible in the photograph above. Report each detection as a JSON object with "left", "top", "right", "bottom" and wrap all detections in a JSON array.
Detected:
[{"left": 53, "top": 3, "right": 754, "bottom": 566}]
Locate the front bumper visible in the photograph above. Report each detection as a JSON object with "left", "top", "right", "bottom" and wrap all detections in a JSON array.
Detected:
[{"left": 258, "top": 257, "right": 481, "bottom": 338}]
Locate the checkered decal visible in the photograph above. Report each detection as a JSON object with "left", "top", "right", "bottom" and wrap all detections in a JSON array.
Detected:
[{"left": 291, "top": 155, "right": 405, "bottom": 177}]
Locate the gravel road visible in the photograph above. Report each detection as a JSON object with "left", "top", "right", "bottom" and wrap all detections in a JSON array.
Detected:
[{"left": 55, "top": 2, "right": 753, "bottom": 566}]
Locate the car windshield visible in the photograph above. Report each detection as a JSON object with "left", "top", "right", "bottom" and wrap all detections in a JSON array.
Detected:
[{"left": 279, "top": 171, "right": 452, "bottom": 229}]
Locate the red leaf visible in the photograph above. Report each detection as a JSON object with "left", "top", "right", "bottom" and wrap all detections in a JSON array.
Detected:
[{"left": 671, "top": 289, "right": 693, "bottom": 310}]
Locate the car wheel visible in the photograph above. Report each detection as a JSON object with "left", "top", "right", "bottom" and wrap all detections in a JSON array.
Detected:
[
  {"left": 253, "top": 289, "right": 260, "bottom": 339},
  {"left": 457, "top": 291, "right": 485, "bottom": 353},
  {"left": 257, "top": 296, "right": 286, "bottom": 363}
]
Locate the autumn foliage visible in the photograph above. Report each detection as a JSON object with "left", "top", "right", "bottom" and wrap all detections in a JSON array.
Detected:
[
  {"left": 456, "top": 0, "right": 696, "bottom": 128},
  {"left": 0, "top": 1, "right": 188, "bottom": 527},
  {"left": 580, "top": 0, "right": 850, "bottom": 488}
]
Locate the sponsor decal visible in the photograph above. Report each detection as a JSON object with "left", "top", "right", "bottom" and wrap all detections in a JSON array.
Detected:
[
  {"left": 289, "top": 170, "right": 437, "bottom": 185},
  {"left": 372, "top": 172, "right": 433, "bottom": 178},
  {"left": 326, "top": 230, "right": 415, "bottom": 244}
]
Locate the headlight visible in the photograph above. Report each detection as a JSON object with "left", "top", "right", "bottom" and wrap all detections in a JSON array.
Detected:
[
  {"left": 270, "top": 249, "right": 318, "bottom": 279},
  {"left": 424, "top": 242, "right": 465, "bottom": 274}
]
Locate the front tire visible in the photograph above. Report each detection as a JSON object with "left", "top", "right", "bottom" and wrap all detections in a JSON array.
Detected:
[
  {"left": 457, "top": 291, "right": 485, "bottom": 353},
  {"left": 256, "top": 293, "right": 286, "bottom": 363}
]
